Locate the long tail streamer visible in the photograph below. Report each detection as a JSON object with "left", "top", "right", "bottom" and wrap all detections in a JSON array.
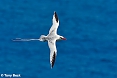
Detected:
[{"left": 12, "top": 38, "right": 39, "bottom": 41}]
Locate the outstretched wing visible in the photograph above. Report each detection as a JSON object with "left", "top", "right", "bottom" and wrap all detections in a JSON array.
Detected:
[
  {"left": 48, "top": 39, "right": 57, "bottom": 68},
  {"left": 49, "top": 11, "right": 59, "bottom": 35}
]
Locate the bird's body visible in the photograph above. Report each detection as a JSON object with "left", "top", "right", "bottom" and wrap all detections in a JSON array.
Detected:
[
  {"left": 13, "top": 11, "right": 66, "bottom": 68},
  {"left": 40, "top": 34, "right": 60, "bottom": 42}
]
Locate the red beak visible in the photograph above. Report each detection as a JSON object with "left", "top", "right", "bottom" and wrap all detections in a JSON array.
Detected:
[{"left": 62, "top": 38, "right": 66, "bottom": 40}]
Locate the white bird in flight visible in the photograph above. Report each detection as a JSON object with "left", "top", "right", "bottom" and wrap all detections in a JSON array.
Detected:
[{"left": 13, "top": 11, "right": 66, "bottom": 68}]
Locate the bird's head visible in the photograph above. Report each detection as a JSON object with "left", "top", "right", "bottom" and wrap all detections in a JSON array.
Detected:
[{"left": 58, "top": 36, "right": 66, "bottom": 40}]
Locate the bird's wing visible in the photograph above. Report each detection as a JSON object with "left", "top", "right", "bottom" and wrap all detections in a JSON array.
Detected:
[
  {"left": 49, "top": 11, "right": 59, "bottom": 35},
  {"left": 48, "top": 39, "right": 57, "bottom": 68}
]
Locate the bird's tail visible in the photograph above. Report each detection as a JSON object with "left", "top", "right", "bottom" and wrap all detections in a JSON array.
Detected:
[{"left": 39, "top": 35, "right": 47, "bottom": 42}]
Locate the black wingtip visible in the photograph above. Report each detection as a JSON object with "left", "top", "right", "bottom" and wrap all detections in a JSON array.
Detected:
[
  {"left": 54, "top": 11, "right": 59, "bottom": 23},
  {"left": 51, "top": 51, "right": 56, "bottom": 68}
]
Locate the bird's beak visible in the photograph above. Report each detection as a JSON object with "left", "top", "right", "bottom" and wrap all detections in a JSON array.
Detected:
[{"left": 62, "top": 38, "right": 66, "bottom": 40}]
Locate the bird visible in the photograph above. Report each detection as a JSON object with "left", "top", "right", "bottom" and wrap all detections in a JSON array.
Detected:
[
  {"left": 39, "top": 11, "right": 66, "bottom": 68},
  {"left": 13, "top": 11, "right": 66, "bottom": 68}
]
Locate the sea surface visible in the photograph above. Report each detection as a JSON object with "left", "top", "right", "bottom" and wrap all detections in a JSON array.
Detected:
[{"left": 0, "top": 0, "right": 117, "bottom": 78}]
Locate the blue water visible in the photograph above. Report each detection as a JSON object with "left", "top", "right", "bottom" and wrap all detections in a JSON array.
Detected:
[{"left": 0, "top": 0, "right": 117, "bottom": 78}]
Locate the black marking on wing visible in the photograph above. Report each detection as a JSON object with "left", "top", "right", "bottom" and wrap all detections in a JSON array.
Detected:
[
  {"left": 51, "top": 51, "right": 56, "bottom": 68},
  {"left": 49, "top": 40, "right": 54, "bottom": 45},
  {"left": 54, "top": 12, "right": 59, "bottom": 23}
]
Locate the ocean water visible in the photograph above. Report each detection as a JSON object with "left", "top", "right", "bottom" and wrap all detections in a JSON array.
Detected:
[{"left": 0, "top": 0, "right": 117, "bottom": 78}]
